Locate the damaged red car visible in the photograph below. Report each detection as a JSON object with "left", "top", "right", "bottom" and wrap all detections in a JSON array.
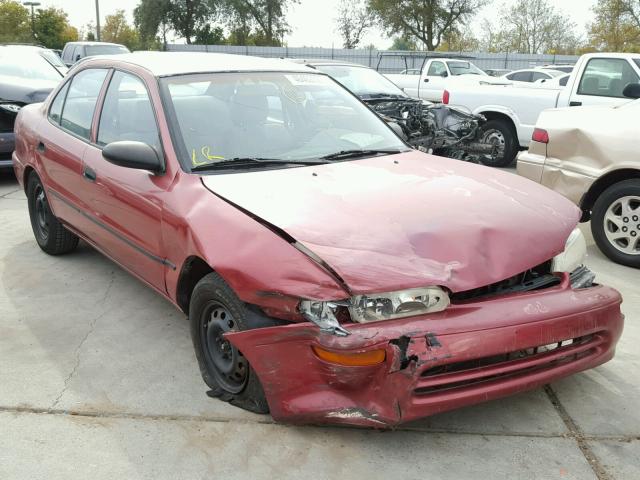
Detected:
[{"left": 13, "top": 53, "right": 624, "bottom": 427}]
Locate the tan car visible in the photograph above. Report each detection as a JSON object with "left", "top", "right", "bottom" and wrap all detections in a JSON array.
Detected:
[{"left": 518, "top": 88, "right": 640, "bottom": 268}]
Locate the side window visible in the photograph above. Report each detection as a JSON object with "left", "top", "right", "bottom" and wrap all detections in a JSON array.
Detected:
[
  {"left": 427, "top": 61, "right": 446, "bottom": 76},
  {"left": 578, "top": 58, "right": 640, "bottom": 97},
  {"left": 510, "top": 71, "right": 532, "bottom": 82},
  {"left": 531, "top": 71, "right": 549, "bottom": 82},
  {"left": 59, "top": 68, "right": 108, "bottom": 140},
  {"left": 97, "top": 71, "right": 160, "bottom": 149},
  {"left": 48, "top": 82, "right": 70, "bottom": 124},
  {"left": 559, "top": 76, "right": 569, "bottom": 87}
]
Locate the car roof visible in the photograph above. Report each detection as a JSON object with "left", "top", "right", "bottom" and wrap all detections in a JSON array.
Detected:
[
  {"left": 81, "top": 52, "right": 318, "bottom": 77},
  {"left": 66, "top": 42, "right": 125, "bottom": 47},
  {"left": 289, "top": 58, "right": 365, "bottom": 68}
]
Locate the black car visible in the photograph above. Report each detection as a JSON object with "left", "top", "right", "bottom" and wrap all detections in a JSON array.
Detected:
[{"left": 0, "top": 45, "right": 65, "bottom": 169}]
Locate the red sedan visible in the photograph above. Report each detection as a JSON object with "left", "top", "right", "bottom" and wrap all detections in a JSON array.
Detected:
[{"left": 12, "top": 53, "right": 623, "bottom": 427}]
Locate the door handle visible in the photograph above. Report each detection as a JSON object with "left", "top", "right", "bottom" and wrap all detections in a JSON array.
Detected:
[
  {"left": 423, "top": 78, "right": 430, "bottom": 83},
  {"left": 37, "top": 141, "right": 46, "bottom": 153},
  {"left": 569, "top": 101, "right": 582, "bottom": 106},
  {"left": 83, "top": 166, "right": 96, "bottom": 182}
]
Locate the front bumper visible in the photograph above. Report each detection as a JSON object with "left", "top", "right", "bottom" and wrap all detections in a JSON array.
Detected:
[{"left": 227, "top": 280, "right": 623, "bottom": 427}]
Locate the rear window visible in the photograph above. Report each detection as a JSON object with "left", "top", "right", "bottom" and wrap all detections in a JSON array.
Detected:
[{"left": 85, "top": 45, "right": 130, "bottom": 56}]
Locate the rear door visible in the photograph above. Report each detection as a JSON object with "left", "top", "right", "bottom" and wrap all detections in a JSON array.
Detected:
[
  {"left": 81, "top": 69, "right": 168, "bottom": 291},
  {"left": 569, "top": 57, "right": 640, "bottom": 107},
  {"left": 37, "top": 68, "right": 109, "bottom": 239}
]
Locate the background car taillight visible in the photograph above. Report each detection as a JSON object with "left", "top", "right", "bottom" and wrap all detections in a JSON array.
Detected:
[
  {"left": 442, "top": 90, "right": 450, "bottom": 104},
  {"left": 532, "top": 128, "right": 549, "bottom": 143}
]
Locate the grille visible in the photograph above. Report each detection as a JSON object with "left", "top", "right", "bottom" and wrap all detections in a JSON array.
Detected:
[{"left": 414, "top": 334, "right": 601, "bottom": 395}]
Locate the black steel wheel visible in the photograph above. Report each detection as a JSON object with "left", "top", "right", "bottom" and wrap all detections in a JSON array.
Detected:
[
  {"left": 27, "top": 172, "right": 79, "bottom": 255},
  {"left": 189, "top": 272, "right": 270, "bottom": 414}
]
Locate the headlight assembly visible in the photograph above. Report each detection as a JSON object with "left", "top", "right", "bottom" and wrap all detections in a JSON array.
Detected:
[
  {"left": 0, "top": 103, "right": 23, "bottom": 115},
  {"left": 552, "top": 228, "right": 587, "bottom": 273},
  {"left": 299, "top": 286, "right": 450, "bottom": 336}
]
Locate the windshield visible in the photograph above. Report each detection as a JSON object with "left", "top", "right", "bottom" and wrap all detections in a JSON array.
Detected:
[
  {"left": 447, "top": 61, "right": 485, "bottom": 76},
  {"left": 313, "top": 64, "right": 407, "bottom": 97},
  {"left": 0, "top": 51, "right": 62, "bottom": 81},
  {"left": 85, "top": 45, "right": 130, "bottom": 56},
  {"left": 545, "top": 70, "right": 565, "bottom": 77},
  {"left": 161, "top": 71, "right": 408, "bottom": 172}
]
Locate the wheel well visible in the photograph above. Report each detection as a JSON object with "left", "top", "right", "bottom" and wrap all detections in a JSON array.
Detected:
[
  {"left": 176, "top": 256, "right": 214, "bottom": 314},
  {"left": 581, "top": 169, "right": 640, "bottom": 220},
  {"left": 23, "top": 166, "right": 34, "bottom": 192},
  {"left": 479, "top": 111, "right": 518, "bottom": 136}
]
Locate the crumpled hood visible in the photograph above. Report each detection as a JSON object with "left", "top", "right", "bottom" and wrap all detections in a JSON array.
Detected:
[
  {"left": 202, "top": 151, "right": 580, "bottom": 294},
  {"left": 0, "top": 75, "right": 59, "bottom": 104}
]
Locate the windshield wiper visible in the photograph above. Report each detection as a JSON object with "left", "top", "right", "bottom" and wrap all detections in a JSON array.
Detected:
[
  {"left": 320, "top": 149, "right": 406, "bottom": 161},
  {"left": 191, "top": 157, "right": 326, "bottom": 172}
]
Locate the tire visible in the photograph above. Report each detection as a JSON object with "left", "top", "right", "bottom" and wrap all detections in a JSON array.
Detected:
[
  {"left": 479, "top": 119, "right": 519, "bottom": 168},
  {"left": 189, "top": 272, "right": 269, "bottom": 414},
  {"left": 591, "top": 179, "right": 640, "bottom": 268},
  {"left": 26, "top": 172, "right": 79, "bottom": 255}
]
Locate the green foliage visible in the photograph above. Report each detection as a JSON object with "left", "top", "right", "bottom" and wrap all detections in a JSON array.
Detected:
[
  {"left": 389, "top": 35, "right": 417, "bottom": 50},
  {"left": 588, "top": 0, "right": 640, "bottom": 51},
  {"left": 102, "top": 10, "right": 140, "bottom": 50},
  {"left": 480, "top": 0, "right": 579, "bottom": 54},
  {"left": 336, "top": 0, "right": 374, "bottom": 49},
  {"left": 0, "top": 0, "right": 31, "bottom": 43},
  {"left": 34, "top": 7, "right": 78, "bottom": 50},
  {"left": 368, "top": 0, "right": 485, "bottom": 51},
  {"left": 221, "top": 0, "right": 299, "bottom": 46},
  {"left": 194, "top": 24, "right": 226, "bottom": 44}
]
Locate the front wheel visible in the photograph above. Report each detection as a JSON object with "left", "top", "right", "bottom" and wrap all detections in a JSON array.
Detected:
[
  {"left": 591, "top": 180, "right": 640, "bottom": 268},
  {"left": 479, "top": 119, "right": 519, "bottom": 168},
  {"left": 189, "top": 272, "right": 269, "bottom": 414},
  {"left": 26, "top": 172, "right": 79, "bottom": 255}
]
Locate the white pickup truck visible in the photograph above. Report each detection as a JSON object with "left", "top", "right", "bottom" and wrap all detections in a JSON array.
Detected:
[
  {"left": 442, "top": 53, "right": 640, "bottom": 166},
  {"left": 385, "top": 58, "right": 495, "bottom": 103}
]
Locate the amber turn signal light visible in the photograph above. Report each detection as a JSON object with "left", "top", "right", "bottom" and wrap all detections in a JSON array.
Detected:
[{"left": 312, "top": 346, "right": 386, "bottom": 366}]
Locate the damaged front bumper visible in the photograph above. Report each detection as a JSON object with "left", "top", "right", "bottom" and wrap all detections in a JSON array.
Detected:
[{"left": 226, "top": 277, "right": 623, "bottom": 427}]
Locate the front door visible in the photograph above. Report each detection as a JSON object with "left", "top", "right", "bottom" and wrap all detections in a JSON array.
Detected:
[
  {"left": 570, "top": 57, "right": 640, "bottom": 107},
  {"left": 81, "top": 70, "right": 169, "bottom": 291}
]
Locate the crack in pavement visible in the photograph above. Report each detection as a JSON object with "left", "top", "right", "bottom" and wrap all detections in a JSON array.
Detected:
[
  {"left": 0, "top": 188, "right": 22, "bottom": 199},
  {"left": 49, "top": 273, "right": 115, "bottom": 409},
  {"left": 0, "top": 404, "right": 638, "bottom": 443},
  {"left": 545, "top": 385, "right": 614, "bottom": 480}
]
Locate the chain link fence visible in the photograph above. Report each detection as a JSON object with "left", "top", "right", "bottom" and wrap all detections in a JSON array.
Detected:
[{"left": 166, "top": 43, "right": 579, "bottom": 73}]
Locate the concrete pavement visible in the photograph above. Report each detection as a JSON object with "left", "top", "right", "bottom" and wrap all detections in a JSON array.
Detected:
[{"left": 1, "top": 170, "right": 638, "bottom": 480}]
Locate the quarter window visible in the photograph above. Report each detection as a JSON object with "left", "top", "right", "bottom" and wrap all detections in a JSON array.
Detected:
[
  {"left": 97, "top": 71, "right": 160, "bottom": 149},
  {"left": 59, "top": 68, "right": 108, "bottom": 140},
  {"left": 578, "top": 58, "right": 640, "bottom": 98},
  {"left": 48, "top": 82, "right": 70, "bottom": 125}
]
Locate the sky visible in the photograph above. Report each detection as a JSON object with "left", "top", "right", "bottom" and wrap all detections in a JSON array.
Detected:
[{"left": 35, "top": 0, "right": 598, "bottom": 48}]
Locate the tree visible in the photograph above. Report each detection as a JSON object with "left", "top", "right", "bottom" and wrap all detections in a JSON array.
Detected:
[
  {"left": 336, "top": 0, "right": 374, "bottom": 49},
  {"left": 102, "top": 10, "right": 140, "bottom": 50},
  {"left": 135, "top": 0, "right": 217, "bottom": 45},
  {"left": 34, "top": 7, "right": 78, "bottom": 49},
  {"left": 368, "top": 0, "right": 486, "bottom": 51},
  {"left": 389, "top": 35, "right": 417, "bottom": 50},
  {"left": 0, "top": 0, "right": 31, "bottom": 44},
  {"left": 134, "top": 0, "right": 173, "bottom": 49},
  {"left": 222, "top": 0, "right": 299, "bottom": 46},
  {"left": 194, "top": 24, "right": 226, "bottom": 44},
  {"left": 588, "top": 0, "right": 640, "bottom": 51},
  {"left": 483, "top": 0, "right": 579, "bottom": 54},
  {"left": 437, "top": 27, "right": 479, "bottom": 52}
]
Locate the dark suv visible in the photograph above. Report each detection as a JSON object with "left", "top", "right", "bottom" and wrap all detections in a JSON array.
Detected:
[{"left": 61, "top": 42, "right": 130, "bottom": 67}]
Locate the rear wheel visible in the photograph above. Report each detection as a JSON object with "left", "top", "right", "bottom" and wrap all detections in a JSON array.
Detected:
[
  {"left": 591, "top": 180, "right": 640, "bottom": 268},
  {"left": 26, "top": 172, "right": 79, "bottom": 255},
  {"left": 189, "top": 272, "right": 269, "bottom": 414},
  {"left": 479, "top": 119, "right": 518, "bottom": 168}
]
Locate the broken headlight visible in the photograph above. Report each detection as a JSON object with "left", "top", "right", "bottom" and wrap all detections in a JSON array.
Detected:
[
  {"left": 349, "top": 287, "right": 450, "bottom": 323},
  {"left": 551, "top": 228, "right": 587, "bottom": 273},
  {"left": 300, "top": 287, "right": 450, "bottom": 335},
  {"left": 0, "top": 103, "right": 23, "bottom": 115}
]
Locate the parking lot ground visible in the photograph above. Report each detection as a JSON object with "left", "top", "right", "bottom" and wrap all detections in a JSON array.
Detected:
[{"left": 1, "top": 169, "right": 638, "bottom": 480}]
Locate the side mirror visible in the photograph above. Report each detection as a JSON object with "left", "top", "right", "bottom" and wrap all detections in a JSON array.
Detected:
[
  {"left": 623, "top": 83, "right": 640, "bottom": 99},
  {"left": 102, "top": 141, "right": 163, "bottom": 173},
  {"left": 440, "top": 71, "right": 448, "bottom": 78},
  {"left": 75, "top": 54, "right": 81, "bottom": 61}
]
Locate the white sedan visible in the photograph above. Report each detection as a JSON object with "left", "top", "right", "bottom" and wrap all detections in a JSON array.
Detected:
[{"left": 501, "top": 68, "right": 565, "bottom": 83}]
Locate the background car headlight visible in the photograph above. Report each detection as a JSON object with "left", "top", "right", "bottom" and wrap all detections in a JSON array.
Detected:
[
  {"left": 552, "top": 228, "right": 586, "bottom": 273},
  {"left": 0, "top": 103, "right": 23, "bottom": 115},
  {"left": 349, "top": 287, "right": 449, "bottom": 323}
]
